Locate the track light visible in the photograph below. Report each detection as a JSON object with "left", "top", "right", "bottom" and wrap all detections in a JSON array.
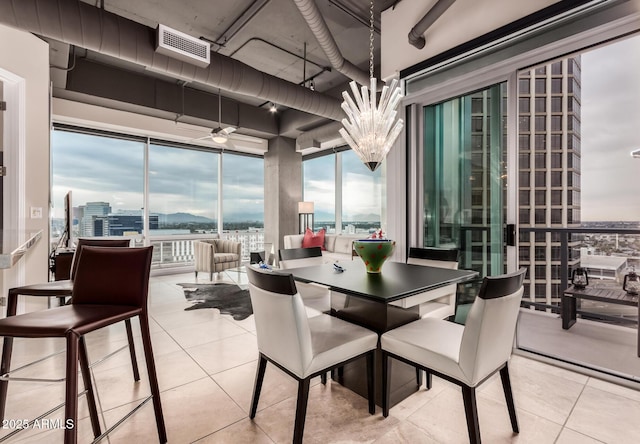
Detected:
[{"left": 269, "top": 102, "right": 277, "bottom": 113}]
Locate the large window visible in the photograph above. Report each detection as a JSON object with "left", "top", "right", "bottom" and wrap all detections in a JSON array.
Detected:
[
  {"left": 422, "top": 83, "right": 507, "bottom": 277},
  {"left": 341, "top": 150, "right": 383, "bottom": 235},
  {"left": 149, "top": 143, "right": 218, "bottom": 235},
  {"left": 302, "top": 154, "right": 335, "bottom": 232},
  {"left": 51, "top": 127, "right": 264, "bottom": 265},
  {"left": 51, "top": 130, "right": 144, "bottom": 243},
  {"left": 302, "top": 149, "right": 384, "bottom": 235},
  {"left": 222, "top": 152, "right": 264, "bottom": 231}
]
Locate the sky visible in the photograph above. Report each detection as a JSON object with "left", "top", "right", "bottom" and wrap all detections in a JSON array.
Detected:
[
  {"left": 51, "top": 133, "right": 264, "bottom": 221},
  {"left": 580, "top": 34, "right": 640, "bottom": 221},
  {"left": 302, "top": 149, "right": 383, "bottom": 222}
]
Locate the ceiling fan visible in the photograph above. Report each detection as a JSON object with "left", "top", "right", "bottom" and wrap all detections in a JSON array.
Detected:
[
  {"left": 191, "top": 89, "right": 237, "bottom": 146},
  {"left": 210, "top": 89, "right": 236, "bottom": 143}
]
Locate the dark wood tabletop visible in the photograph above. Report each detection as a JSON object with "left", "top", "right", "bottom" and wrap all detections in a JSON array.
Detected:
[{"left": 287, "top": 260, "right": 478, "bottom": 303}]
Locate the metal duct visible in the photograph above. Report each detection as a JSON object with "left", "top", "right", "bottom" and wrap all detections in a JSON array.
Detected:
[
  {"left": 0, "top": 0, "right": 345, "bottom": 121},
  {"left": 409, "top": 0, "right": 456, "bottom": 49},
  {"left": 292, "top": 0, "right": 371, "bottom": 86},
  {"left": 295, "top": 121, "right": 344, "bottom": 151}
]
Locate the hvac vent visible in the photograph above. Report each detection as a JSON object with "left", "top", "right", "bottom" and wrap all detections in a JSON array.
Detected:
[{"left": 156, "top": 24, "right": 210, "bottom": 68}]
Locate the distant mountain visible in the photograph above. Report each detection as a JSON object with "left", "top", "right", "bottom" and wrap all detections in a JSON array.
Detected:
[
  {"left": 158, "top": 212, "right": 215, "bottom": 224},
  {"left": 314, "top": 211, "right": 381, "bottom": 222},
  {"left": 346, "top": 213, "right": 381, "bottom": 222},
  {"left": 222, "top": 212, "right": 264, "bottom": 222}
]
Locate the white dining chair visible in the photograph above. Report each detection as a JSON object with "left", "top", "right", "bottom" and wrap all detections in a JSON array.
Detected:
[
  {"left": 278, "top": 246, "right": 331, "bottom": 314},
  {"left": 390, "top": 247, "right": 460, "bottom": 319},
  {"left": 246, "top": 266, "right": 378, "bottom": 444},
  {"left": 380, "top": 268, "right": 527, "bottom": 444}
]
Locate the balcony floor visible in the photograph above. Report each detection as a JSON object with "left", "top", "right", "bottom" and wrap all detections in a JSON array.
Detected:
[
  {"left": 517, "top": 309, "right": 640, "bottom": 381},
  {"left": 2, "top": 272, "right": 640, "bottom": 443}
]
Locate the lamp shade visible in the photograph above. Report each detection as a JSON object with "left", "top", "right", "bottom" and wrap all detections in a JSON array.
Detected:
[{"left": 298, "top": 202, "right": 314, "bottom": 214}]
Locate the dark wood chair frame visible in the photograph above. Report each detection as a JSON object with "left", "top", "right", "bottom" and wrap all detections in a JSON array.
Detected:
[
  {"left": 250, "top": 349, "right": 375, "bottom": 444},
  {"left": 278, "top": 246, "right": 323, "bottom": 262},
  {"left": 382, "top": 352, "right": 518, "bottom": 444}
]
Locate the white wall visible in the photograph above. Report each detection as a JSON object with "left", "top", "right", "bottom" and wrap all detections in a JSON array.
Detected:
[
  {"left": 0, "top": 24, "right": 50, "bottom": 299},
  {"left": 381, "top": 0, "right": 558, "bottom": 81}
]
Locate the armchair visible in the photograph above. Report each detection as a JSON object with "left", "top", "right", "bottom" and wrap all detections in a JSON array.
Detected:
[{"left": 194, "top": 239, "right": 242, "bottom": 280}]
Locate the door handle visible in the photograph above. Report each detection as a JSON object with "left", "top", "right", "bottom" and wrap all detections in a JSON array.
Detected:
[{"left": 505, "top": 224, "right": 516, "bottom": 246}]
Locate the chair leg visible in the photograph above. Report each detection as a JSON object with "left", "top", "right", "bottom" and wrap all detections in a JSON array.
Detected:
[
  {"left": 124, "top": 319, "right": 141, "bottom": 381},
  {"left": 195, "top": 271, "right": 198, "bottom": 278},
  {"left": 382, "top": 351, "right": 391, "bottom": 418},
  {"left": 293, "top": 378, "right": 311, "bottom": 444},
  {"left": 65, "top": 334, "right": 80, "bottom": 444},
  {"left": 366, "top": 351, "right": 375, "bottom": 415},
  {"left": 499, "top": 364, "right": 519, "bottom": 433},
  {"left": 461, "top": 385, "right": 481, "bottom": 444},
  {"left": 415, "top": 367, "right": 422, "bottom": 387},
  {"left": 425, "top": 371, "right": 432, "bottom": 390},
  {"left": 337, "top": 365, "right": 344, "bottom": 384},
  {"left": 0, "top": 290, "right": 19, "bottom": 422},
  {"left": 79, "top": 337, "right": 101, "bottom": 438},
  {"left": 0, "top": 337, "right": 13, "bottom": 422},
  {"left": 250, "top": 354, "right": 268, "bottom": 418},
  {"left": 139, "top": 313, "right": 167, "bottom": 443},
  {"left": 321, "top": 372, "right": 327, "bottom": 385}
]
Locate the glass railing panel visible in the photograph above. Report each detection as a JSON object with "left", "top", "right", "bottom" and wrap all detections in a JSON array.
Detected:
[{"left": 516, "top": 226, "right": 640, "bottom": 381}]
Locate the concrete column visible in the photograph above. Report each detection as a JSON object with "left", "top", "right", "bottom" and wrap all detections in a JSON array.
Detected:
[{"left": 264, "top": 136, "right": 302, "bottom": 254}]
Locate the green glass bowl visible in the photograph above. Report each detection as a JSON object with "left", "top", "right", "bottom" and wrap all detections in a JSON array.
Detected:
[{"left": 353, "top": 239, "right": 396, "bottom": 274}]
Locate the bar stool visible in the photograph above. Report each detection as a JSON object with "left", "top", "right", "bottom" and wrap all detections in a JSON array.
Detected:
[
  {"left": 0, "top": 246, "right": 166, "bottom": 443},
  {"left": 0, "top": 238, "right": 139, "bottom": 417}
]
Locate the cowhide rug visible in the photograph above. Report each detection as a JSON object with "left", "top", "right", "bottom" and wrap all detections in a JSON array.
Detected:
[{"left": 178, "top": 283, "right": 253, "bottom": 320}]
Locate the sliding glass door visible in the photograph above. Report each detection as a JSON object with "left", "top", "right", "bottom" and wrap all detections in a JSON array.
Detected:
[{"left": 422, "top": 83, "right": 508, "bottom": 277}]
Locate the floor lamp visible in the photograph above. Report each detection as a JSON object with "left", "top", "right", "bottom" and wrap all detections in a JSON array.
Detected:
[{"left": 298, "top": 202, "right": 314, "bottom": 234}]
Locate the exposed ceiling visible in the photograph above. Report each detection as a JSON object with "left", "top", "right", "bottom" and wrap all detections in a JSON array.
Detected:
[
  {"left": 40, "top": 0, "right": 399, "bottom": 142},
  {"left": 0, "top": 0, "right": 572, "bottom": 148}
]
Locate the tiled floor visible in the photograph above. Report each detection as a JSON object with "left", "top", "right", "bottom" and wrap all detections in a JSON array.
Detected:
[{"left": 2, "top": 271, "right": 640, "bottom": 443}]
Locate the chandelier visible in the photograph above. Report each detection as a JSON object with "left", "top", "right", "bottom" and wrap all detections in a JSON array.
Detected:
[{"left": 338, "top": 0, "right": 404, "bottom": 172}]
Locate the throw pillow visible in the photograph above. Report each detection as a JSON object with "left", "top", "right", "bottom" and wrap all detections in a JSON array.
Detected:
[{"left": 302, "top": 228, "right": 326, "bottom": 250}]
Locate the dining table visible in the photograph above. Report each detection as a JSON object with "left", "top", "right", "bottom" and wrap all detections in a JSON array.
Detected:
[{"left": 288, "top": 260, "right": 478, "bottom": 407}]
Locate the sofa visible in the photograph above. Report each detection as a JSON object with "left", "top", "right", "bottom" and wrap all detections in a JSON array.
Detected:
[
  {"left": 193, "top": 238, "right": 242, "bottom": 280},
  {"left": 283, "top": 233, "right": 363, "bottom": 263}
]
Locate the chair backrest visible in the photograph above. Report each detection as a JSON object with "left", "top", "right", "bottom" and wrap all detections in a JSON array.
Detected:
[
  {"left": 278, "top": 247, "right": 323, "bottom": 269},
  {"left": 70, "top": 238, "right": 131, "bottom": 279},
  {"left": 407, "top": 247, "right": 459, "bottom": 270},
  {"left": 72, "top": 246, "right": 153, "bottom": 308},
  {"left": 246, "top": 266, "right": 313, "bottom": 378},
  {"left": 458, "top": 268, "right": 527, "bottom": 384}
]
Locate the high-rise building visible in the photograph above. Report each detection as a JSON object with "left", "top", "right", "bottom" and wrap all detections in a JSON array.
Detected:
[
  {"left": 517, "top": 57, "right": 582, "bottom": 304},
  {"left": 79, "top": 201, "right": 111, "bottom": 236}
]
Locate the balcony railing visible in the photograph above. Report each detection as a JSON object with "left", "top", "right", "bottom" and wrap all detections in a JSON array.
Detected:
[
  {"left": 139, "top": 232, "right": 266, "bottom": 269},
  {"left": 519, "top": 227, "right": 640, "bottom": 316}
]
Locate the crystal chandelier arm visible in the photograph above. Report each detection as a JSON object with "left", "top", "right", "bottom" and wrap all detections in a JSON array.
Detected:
[
  {"left": 339, "top": 127, "right": 361, "bottom": 154},
  {"left": 349, "top": 81, "right": 366, "bottom": 112}
]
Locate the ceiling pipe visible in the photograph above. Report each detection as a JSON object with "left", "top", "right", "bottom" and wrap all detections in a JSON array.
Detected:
[
  {"left": 409, "top": 0, "right": 456, "bottom": 49},
  {"left": 291, "top": 0, "right": 371, "bottom": 86},
  {"left": 0, "top": 0, "right": 345, "bottom": 121}
]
